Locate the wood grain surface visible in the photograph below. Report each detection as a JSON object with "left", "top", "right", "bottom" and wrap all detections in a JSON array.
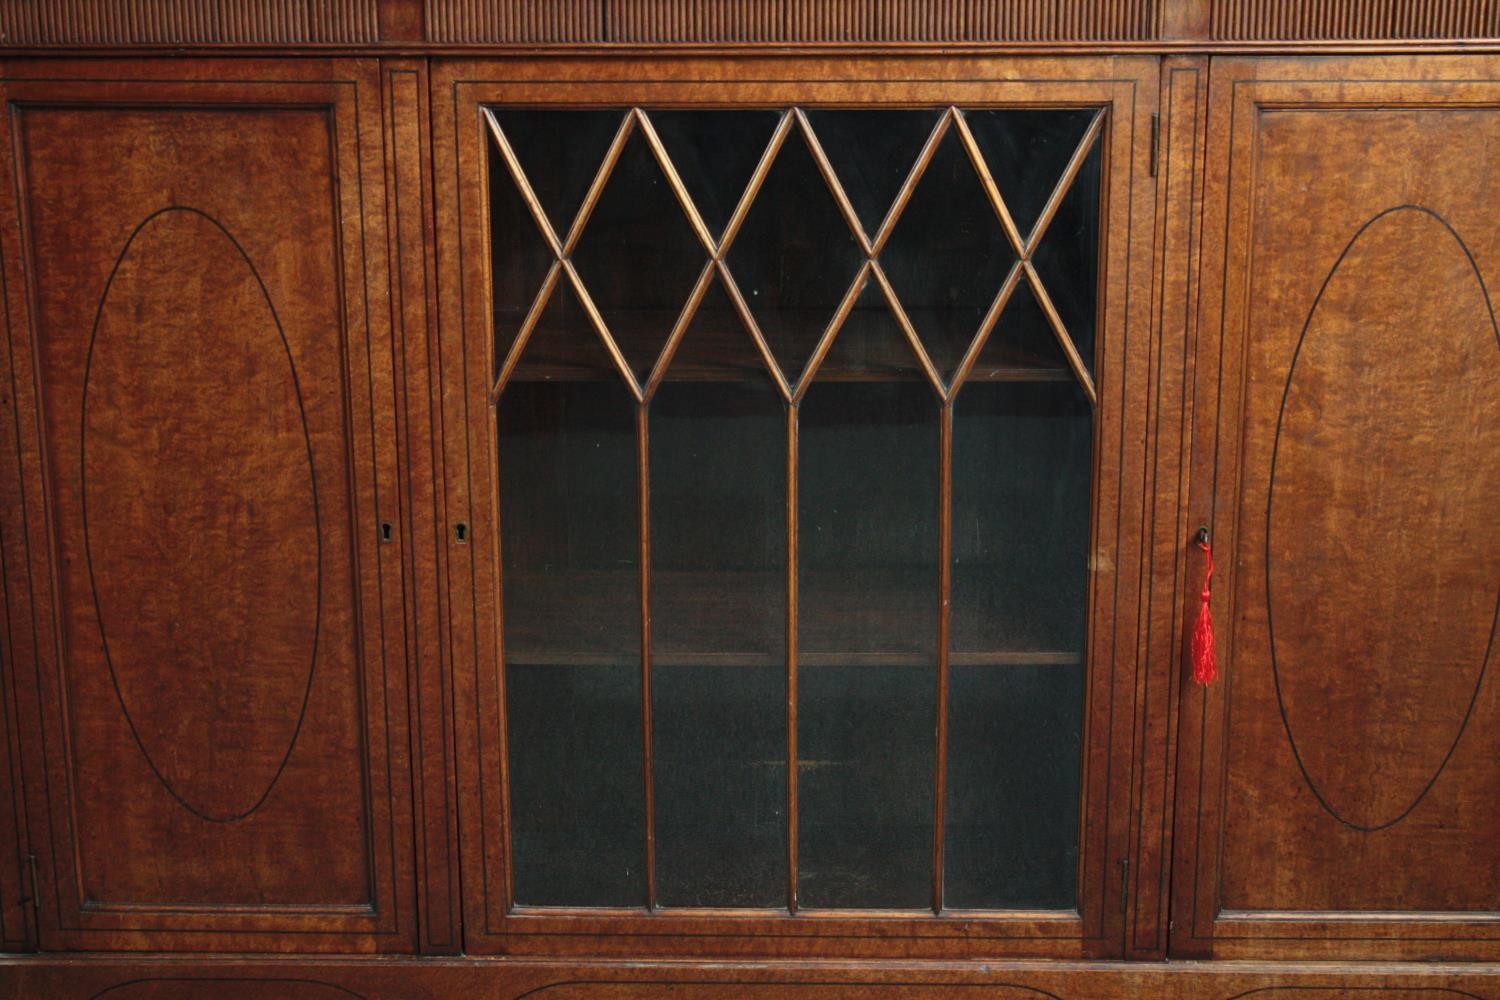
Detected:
[
  {"left": 1173, "top": 53, "right": 1500, "bottom": 962},
  {"left": 1, "top": 955, "right": 1499, "bottom": 999},
  {"left": 0, "top": 4, "right": 1496, "bottom": 992},
  {"left": 0, "top": 59, "right": 417, "bottom": 953}
]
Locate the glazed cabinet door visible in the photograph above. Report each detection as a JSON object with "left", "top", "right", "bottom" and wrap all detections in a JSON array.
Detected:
[
  {"left": 1173, "top": 55, "right": 1500, "bottom": 960},
  {"left": 0, "top": 60, "right": 417, "bottom": 951},
  {"left": 433, "top": 55, "right": 1164, "bottom": 959}
]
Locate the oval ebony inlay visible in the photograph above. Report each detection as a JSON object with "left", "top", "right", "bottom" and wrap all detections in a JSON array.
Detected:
[
  {"left": 1267, "top": 204, "right": 1500, "bottom": 832},
  {"left": 82, "top": 206, "right": 322, "bottom": 824}
]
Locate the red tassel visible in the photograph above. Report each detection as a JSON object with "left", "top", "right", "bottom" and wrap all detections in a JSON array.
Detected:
[{"left": 1191, "top": 534, "right": 1216, "bottom": 685}]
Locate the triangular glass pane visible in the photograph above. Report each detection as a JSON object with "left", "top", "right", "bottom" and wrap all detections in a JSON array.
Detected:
[
  {"left": 815, "top": 281, "right": 927, "bottom": 383},
  {"left": 1031, "top": 138, "right": 1101, "bottom": 377},
  {"left": 802, "top": 109, "right": 942, "bottom": 238},
  {"left": 489, "top": 135, "right": 557, "bottom": 378},
  {"left": 881, "top": 128, "right": 1015, "bottom": 381},
  {"left": 508, "top": 279, "right": 623, "bottom": 384},
  {"left": 649, "top": 110, "right": 782, "bottom": 243},
  {"left": 963, "top": 109, "right": 1095, "bottom": 240},
  {"left": 491, "top": 108, "right": 625, "bottom": 235},
  {"left": 663, "top": 274, "right": 773, "bottom": 383},
  {"left": 967, "top": 280, "right": 1073, "bottom": 384},
  {"left": 725, "top": 130, "right": 865, "bottom": 383},
  {"left": 572, "top": 130, "right": 708, "bottom": 383}
]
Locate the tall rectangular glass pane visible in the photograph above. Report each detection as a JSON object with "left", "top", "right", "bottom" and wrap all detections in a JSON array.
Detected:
[
  {"left": 798, "top": 382, "right": 939, "bottom": 909},
  {"left": 945, "top": 381, "right": 1092, "bottom": 909},
  {"left": 499, "top": 382, "right": 644, "bottom": 907},
  {"left": 651, "top": 375, "right": 786, "bottom": 908}
]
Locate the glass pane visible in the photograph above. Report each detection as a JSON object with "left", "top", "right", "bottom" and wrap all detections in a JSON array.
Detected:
[
  {"left": 651, "top": 359, "right": 786, "bottom": 906},
  {"left": 491, "top": 109, "right": 624, "bottom": 235},
  {"left": 499, "top": 315, "right": 644, "bottom": 907},
  {"left": 968, "top": 280, "right": 1073, "bottom": 383},
  {"left": 797, "top": 378, "right": 940, "bottom": 908},
  {"left": 963, "top": 108, "right": 1095, "bottom": 240},
  {"left": 649, "top": 110, "right": 782, "bottom": 243},
  {"left": 944, "top": 664, "right": 1083, "bottom": 909},
  {"left": 814, "top": 280, "right": 928, "bottom": 383},
  {"left": 572, "top": 129, "right": 707, "bottom": 383},
  {"left": 507, "top": 279, "right": 616, "bottom": 383},
  {"left": 663, "top": 274, "right": 771, "bottom": 381},
  {"left": 798, "top": 665, "right": 935, "bottom": 909},
  {"left": 944, "top": 380, "right": 1092, "bottom": 909},
  {"left": 726, "top": 129, "right": 864, "bottom": 384},
  {"left": 882, "top": 127, "right": 1014, "bottom": 381},
  {"left": 488, "top": 130, "right": 554, "bottom": 374},
  {"left": 1032, "top": 138, "right": 1102, "bottom": 376},
  {"left": 802, "top": 109, "right": 941, "bottom": 238},
  {"left": 486, "top": 104, "right": 1103, "bottom": 920}
]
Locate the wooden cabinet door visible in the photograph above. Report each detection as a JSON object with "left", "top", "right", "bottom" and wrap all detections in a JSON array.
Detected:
[
  {"left": 0, "top": 60, "right": 416, "bottom": 952},
  {"left": 433, "top": 54, "right": 1166, "bottom": 960},
  {"left": 1172, "top": 55, "right": 1500, "bottom": 961}
]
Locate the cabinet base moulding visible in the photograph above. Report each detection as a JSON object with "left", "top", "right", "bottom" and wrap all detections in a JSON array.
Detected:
[{"left": 1, "top": 957, "right": 1499, "bottom": 998}]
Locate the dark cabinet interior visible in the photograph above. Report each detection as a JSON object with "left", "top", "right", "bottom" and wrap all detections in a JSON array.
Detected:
[
  {"left": 0, "top": 6, "right": 1497, "bottom": 997},
  {"left": 487, "top": 105, "right": 1097, "bottom": 915}
]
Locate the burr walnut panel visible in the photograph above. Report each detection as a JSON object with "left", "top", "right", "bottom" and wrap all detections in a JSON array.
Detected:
[
  {"left": 21, "top": 102, "right": 372, "bottom": 910},
  {"left": 82, "top": 205, "right": 321, "bottom": 825},
  {"left": 1174, "top": 58, "right": 1500, "bottom": 962},
  {"left": 1225, "top": 106, "right": 1500, "bottom": 916},
  {"left": 1266, "top": 204, "right": 1499, "bottom": 835},
  {"left": 0, "top": 63, "right": 415, "bottom": 953}
]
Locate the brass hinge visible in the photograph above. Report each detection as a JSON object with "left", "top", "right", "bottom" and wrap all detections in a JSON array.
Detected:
[
  {"left": 1149, "top": 114, "right": 1160, "bottom": 177},
  {"left": 1119, "top": 857, "right": 1129, "bottom": 913}
]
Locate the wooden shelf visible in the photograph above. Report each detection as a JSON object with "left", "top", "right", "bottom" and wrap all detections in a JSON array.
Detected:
[
  {"left": 501, "top": 568, "right": 1082, "bottom": 669},
  {"left": 497, "top": 309, "right": 1074, "bottom": 385},
  {"left": 501, "top": 648, "right": 1079, "bottom": 669}
]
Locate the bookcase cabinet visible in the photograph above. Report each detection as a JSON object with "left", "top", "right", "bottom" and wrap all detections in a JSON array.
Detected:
[{"left": 0, "top": 3, "right": 1496, "bottom": 997}]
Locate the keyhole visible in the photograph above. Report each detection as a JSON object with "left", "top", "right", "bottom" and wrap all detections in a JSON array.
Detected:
[
  {"left": 379, "top": 521, "right": 394, "bottom": 544},
  {"left": 454, "top": 522, "right": 469, "bottom": 544}
]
